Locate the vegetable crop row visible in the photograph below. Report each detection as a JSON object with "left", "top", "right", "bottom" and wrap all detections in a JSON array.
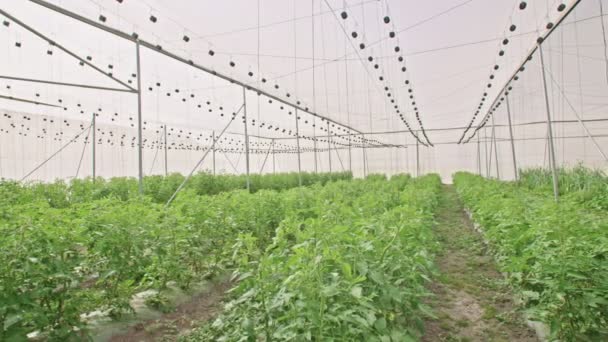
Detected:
[
  {"left": 519, "top": 166, "right": 608, "bottom": 210},
  {"left": 184, "top": 174, "right": 442, "bottom": 341},
  {"left": 0, "top": 172, "right": 350, "bottom": 340},
  {"left": 453, "top": 172, "right": 608, "bottom": 340},
  {"left": 0, "top": 171, "right": 353, "bottom": 208}
]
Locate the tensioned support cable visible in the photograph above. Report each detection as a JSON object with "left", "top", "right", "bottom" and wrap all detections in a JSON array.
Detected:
[
  {"left": 21, "top": 122, "right": 93, "bottom": 181},
  {"left": 165, "top": 104, "right": 243, "bottom": 207}
]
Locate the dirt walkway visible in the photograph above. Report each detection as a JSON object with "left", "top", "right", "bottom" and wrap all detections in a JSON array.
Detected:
[
  {"left": 423, "top": 185, "right": 537, "bottom": 342},
  {"left": 108, "top": 279, "right": 231, "bottom": 342}
]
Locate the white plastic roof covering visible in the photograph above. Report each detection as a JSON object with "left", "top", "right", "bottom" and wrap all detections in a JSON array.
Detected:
[{"left": 0, "top": 0, "right": 606, "bottom": 182}]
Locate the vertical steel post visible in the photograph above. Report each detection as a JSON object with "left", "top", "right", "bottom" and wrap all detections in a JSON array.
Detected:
[
  {"left": 491, "top": 114, "right": 500, "bottom": 180},
  {"left": 92, "top": 112, "right": 96, "bottom": 180},
  {"left": 476, "top": 132, "right": 481, "bottom": 176},
  {"left": 327, "top": 121, "right": 332, "bottom": 173},
  {"left": 361, "top": 134, "right": 367, "bottom": 177},
  {"left": 538, "top": 43, "right": 559, "bottom": 201},
  {"left": 294, "top": 108, "right": 302, "bottom": 186},
  {"left": 313, "top": 124, "right": 318, "bottom": 173},
  {"left": 505, "top": 95, "right": 518, "bottom": 180},
  {"left": 164, "top": 125, "right": 168, "bottom": 176},
  {"left": 416, "top": 138, "right": 420, "bottom": 177},
  {"left": 212, "top": 130, "right": 216, "bottom": 175},
  {"left": 484, "top": 128, "right": 490, "bottom": 177},
  {"left": 404, "top": 134, "right": 409, "bottom": 174},
  {"left": 242, "top": 87, "right": 251, "bottom": 191},
  {"left": 272, "top": 138, "right": 276, "bottom": 174},
  {"left": 135, "top": 39, "right": 144, "bottom": 194},
  {"left": 348, "top": 133, "right": 352, "bottom": 172}
]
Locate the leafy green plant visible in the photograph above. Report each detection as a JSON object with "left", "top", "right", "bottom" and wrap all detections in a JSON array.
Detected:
[
  {"left": 0, "top": 172, "right": 352, "bottom": 340},
  {"left": 454, "top": 172, "right": 608, "bottom": 340},
  {"left": 183, "top": 175, "right": 442, "bottom": 341}
]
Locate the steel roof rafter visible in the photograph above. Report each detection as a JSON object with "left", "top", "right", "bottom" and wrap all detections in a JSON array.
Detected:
[
  {"left": 0, "top": 8, "right": 137, "bottom": 93},
  {"left": 26, "top": 0, "right": 387, "bottom": 147}
]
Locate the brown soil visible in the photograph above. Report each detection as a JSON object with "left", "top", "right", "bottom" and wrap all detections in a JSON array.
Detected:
[
  {"left": 422, "top": 185, "right": 537, "bottom": 342},
  {"left": 108, "top": 279, "right": 231, "bottom": 342}
]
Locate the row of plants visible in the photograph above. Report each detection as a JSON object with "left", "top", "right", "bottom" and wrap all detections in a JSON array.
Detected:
[
  {"left": 453, "top": 172, "right": 608, "bottom": 340},
  {"left": 183, "top": 174, "right": 443, "bottom": 341},
  {"left": 0, "top": 172, "right": 352, "bottom": 340},
  {"left": 519, "top": 166, "right": 607, "bottom": 210},
  {"left": 0, "top": 171, "right": 352, "bottom": 208}
]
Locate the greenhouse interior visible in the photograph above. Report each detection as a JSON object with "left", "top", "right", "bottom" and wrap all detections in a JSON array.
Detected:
[{"left": 0, "top": 0, "right": 606, "bottom": 341}]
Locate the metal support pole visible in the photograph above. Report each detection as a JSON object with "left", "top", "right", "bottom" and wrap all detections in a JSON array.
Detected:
[
  {"left": 348, "top": 134, "right": 352, "bottom": 172},
  {"left": 92, "top": 113, "right": 96, "bottom": 180},
  {"left": 136, "top": 39, "right": 144, "bottom": 194},
  {"left": 361, "top": 134, "right": 367, "bottom": 177},
  {"left": 212, "top": 130, "right": 216, "bottom": 175},
  {"left": 294, "top": 108, "right": 302, "bottom": 186},
  {"left": 476, "top": 133, "right": 481, "bottom": 176},
  {"left": 539, "top": 43, "right": 559, "bottom": 201},
  {"left": 416, "top": 138, "right": 420, "bottom": 177},
  {"left": 164, "top": 125, "right": 168, "bottom": 176},
  {"left": 242, "top": 87, "right": 251, "bottom": 191},
  {"left": 492, "top": 114, "right": 500, "bottom": 180},
  {"left": 327, "top": 121, "right": 332, "bottom": 173},
  {"left": 505, "top": 95, "right": 518, "bottom": 180},
  {"left": 272, "top": 139, "right": 276, "bottom": 174},
  {"left": 313, "top": 131, "right": 318, "bottom": 173},
  {"left": 404, "top": 135, "right": 409, "bottom": 174},
  {"left": 488, "top": 126, "right": 494, "bottom": 177},
  {"left": 484, "top": 128, "right": 490, "bottom": 177}
]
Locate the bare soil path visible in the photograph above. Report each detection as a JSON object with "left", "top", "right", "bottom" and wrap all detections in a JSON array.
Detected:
[
  {"left": 108, "top": 279, "right": 231, "bottom": 342},
  {"left": 423, "top": 185, "right": 537, "bottom": 342}
]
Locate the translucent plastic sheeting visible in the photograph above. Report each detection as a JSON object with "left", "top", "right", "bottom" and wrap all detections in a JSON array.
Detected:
[{"left": 0, "top": 0, "right": 606, "bottom": 182}]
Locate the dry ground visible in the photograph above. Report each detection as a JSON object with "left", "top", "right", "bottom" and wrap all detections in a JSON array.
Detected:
[{"left": 422, "top": 185, "right": 537, "bottom": 342}]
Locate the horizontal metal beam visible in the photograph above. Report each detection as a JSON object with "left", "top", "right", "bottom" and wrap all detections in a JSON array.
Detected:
[
  {"left": 0, "top": 75, "right": 137, "bottom": 93},
  {"left": 28, "top": 0, "right": 364, "bottom": 135},
  {"left": 0, "top": 8, "right": 137, "bottom": 93},
  {"left": 262, "top": 118, "right": 608, "bottom": 139},
  {"left": 0, "top": 94, "right": 64, "bottom": 108}
]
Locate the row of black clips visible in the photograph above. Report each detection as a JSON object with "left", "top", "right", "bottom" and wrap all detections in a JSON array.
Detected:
[{"left": 459, "top": 1, "right": 569, "bottom": 144}]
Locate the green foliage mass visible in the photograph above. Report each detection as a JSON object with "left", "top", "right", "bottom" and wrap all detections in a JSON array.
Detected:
[
  {"left": 183, "top": 174, "right": 442, "bottom": 341},
  {"left": 453, "top": 171, "right": 608, "bottom": 341},
  {"left": 0, "top": 172, "right": 350, "bottom": 340},
  {"left": 519, "top": 165, "right": 608, "bottom": 210}
]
